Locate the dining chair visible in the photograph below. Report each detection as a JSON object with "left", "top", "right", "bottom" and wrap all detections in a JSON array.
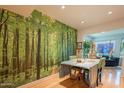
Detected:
[
  {"left": 96, "top": 58, "right": 105, "bottom": 86},
  {"left": 83, "top": 58, "right": 101, "bottom": 87},
  {"left": 69, "top": 55, "right": 83, "bottom": 80}
]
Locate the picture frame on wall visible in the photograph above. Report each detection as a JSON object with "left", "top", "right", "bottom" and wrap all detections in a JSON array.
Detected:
[
  {"left": 77, "top": 42, "right": 82, "bottom": 49},
  {"left": 121, "top": 39, "right": 124, "bottom": 50},
  {"left": 120, "top": 39, "right": 124, "bottom": 55}
]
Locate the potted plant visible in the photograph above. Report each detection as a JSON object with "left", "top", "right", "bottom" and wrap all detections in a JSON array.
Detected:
[{"left": 83, "top": 41, "right": 91, "bottom": 58}]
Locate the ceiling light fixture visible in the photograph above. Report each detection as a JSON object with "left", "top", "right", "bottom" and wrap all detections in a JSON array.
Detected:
[
  {"left": 108, "top": 11, "right": 112, "bottom": 15},
  {"left": 101, "top": 32, "right": 105, "bottom": 33},
  {"left": 81, "top": 21, "right": 85, "bottom": 24},
  {"left": 61, "top": 5, "right": 65, "bottom": 9}
]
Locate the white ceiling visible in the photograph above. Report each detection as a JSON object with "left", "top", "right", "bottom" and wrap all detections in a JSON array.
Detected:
[{"left": 1, "top": 5, "right": 124, "bottom": 30}]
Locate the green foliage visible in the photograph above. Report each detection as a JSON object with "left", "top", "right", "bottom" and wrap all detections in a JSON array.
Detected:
[
  {"left": 83, "top": 41, "right": 91, "bottom": 58},
  {"left": 0, "top": 8, "right": 77, "bottom": 87}
]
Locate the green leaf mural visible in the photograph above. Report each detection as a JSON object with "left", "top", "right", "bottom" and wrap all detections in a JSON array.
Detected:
[{"left": 0, "top": 8, "right": 77, "bottom": 87}]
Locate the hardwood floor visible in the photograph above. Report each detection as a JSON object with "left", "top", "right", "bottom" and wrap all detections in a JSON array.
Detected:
[{"left": 18, "top": 67, "right": 124, "bottom": 88}]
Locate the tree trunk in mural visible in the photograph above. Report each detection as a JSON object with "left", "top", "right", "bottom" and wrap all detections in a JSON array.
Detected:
[
  {"left": 25, "top": 27, "right": 30, "bottom": 79},
  {"left": 2, "top": 23, "right": 9, "bottom": 82},
  {"left": 30, "top": 30, "right": 34, "bottom": 69},
  {"left": 0, "top": 10, "right": 9, "bottom": 37},
  {"left": 49, "top": 34, "right": 53, "bottom": 68},
  {"left": 44, "top": 31, "right": 46, "bottom": 70},
  {"left": 16, "top": 25, "right": 20, "bottom": 76},
  {"left": 0, "top": 9, "right": 4, "bottom": 37},
  {"left": 36, "top": 28, "right": 41, "bottom": 79},
  {"left": 46, "top": 31, "right": 49, "bottom": 71},
  {"left": 68, "top": 32, "right": 70, "bottom": 56},
  {"left": 12, "top": 22, "right": 20, "bottom": 80},
  {"left": 70, "top": 32, "right": 72, "bottom": 56},
  {"left": 12, "top": 31, "right": 16, "bottom": 80},
  {"left": 61, "top": 30, "right": 64, "bottom": 61},
  {"left": 67, "top": 32, "right": 69, "bottom": 60},
  {"left": 1, "top": 11, "right": 9, "bottom": 83}
]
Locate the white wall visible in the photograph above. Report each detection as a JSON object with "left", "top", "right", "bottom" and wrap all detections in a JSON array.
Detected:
[{"left": 77, "top": 19, "right": 124, "bottom": 42}]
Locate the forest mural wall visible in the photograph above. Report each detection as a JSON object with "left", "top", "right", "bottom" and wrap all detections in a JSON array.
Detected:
[{"left": 0, "top": 8, "right": 77, "bottom": 87}]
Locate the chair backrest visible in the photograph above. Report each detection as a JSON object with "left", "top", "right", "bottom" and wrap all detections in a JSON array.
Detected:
[
  {"left": 97, "top": 57, "right": 105, "bottom": 69},
  {"left": 97, "top": 58, "right": 105, "bottom": 69},
  {"left": 100, "top": 57, "right": 106, "bottom": 68},
  {"left": 69, "top": 55, "right": 77, "bottom": 62},
  {"left": 69, "top": 55, "right": 77, "bottom": 60},
  {"left": 85, "top": 58, "right": 100, "bottom": 62}
]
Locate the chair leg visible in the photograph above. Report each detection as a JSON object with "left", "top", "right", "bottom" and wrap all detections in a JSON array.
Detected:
[
  {"left": 96, "top": 72, "right": 99, "bottom": 86},
  {"left": 96, "top": 77, "right": 98, "bottom": 86},
  {"left": 70, "top": 71, "right": 71, "bottom": 77},
  {"left": 100, "top": 73, "right": 102, "bottom": 82},
  {"left": 97, "top": 73, "right": 102, "bottom": 86},
  {"left": 74, "top": 69, "right": 76, "bottom": 75},
  {"left": 75, "top": 69, "right": 83, "bottom": 81},
  {"left": 70, "top": 68, "right": 77, "bottom": 80},
  {"left": 77, "top": 72, "right": 81, "bottom": 81}
]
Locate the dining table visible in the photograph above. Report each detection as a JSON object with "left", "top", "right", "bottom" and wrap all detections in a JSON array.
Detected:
[{"left": 59, "top": 59, "right": 100, "bottom": 87}]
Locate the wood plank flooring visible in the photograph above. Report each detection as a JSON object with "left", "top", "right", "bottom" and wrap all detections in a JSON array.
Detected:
[{"left": 18, "top": 67, "right": 124, "bottom": 88}]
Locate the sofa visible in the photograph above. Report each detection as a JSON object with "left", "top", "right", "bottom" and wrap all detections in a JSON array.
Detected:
[{"left": 102, "top": 56, "right": 120, "bottom": 67}]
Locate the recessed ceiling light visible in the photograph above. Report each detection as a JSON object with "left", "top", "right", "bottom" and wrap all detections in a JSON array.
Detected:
[
  {"left": 101, "top": 32, "right": 105, "bottom": 33},
  {"left": 81, "top": 21, "right": 85, "bottom": 24},
  {"left": 108, "top": 11, "right": 112, "bottom": 15},
  {"left": 61, "top": 5, "right": 65, "bottom": 9}
]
